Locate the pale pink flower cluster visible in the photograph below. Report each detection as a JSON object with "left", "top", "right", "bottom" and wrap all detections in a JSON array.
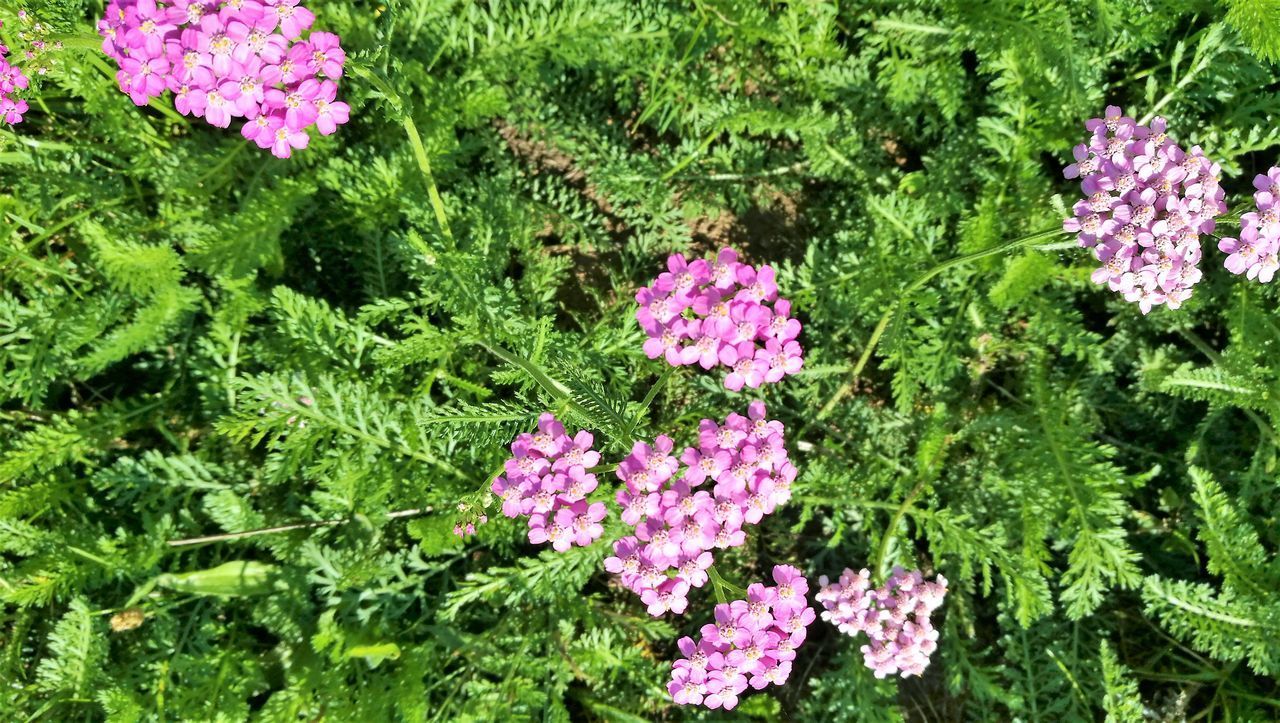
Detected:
[
  {"left": 605, "top": 401, "right": 796, "bottom": 617},
  {"left": 0, "top": 23, "right": 29, "bottom": 124},
  {"left": 636, "top": 248, "right": 803, "bottom": 390},
  {"left": 490, "top": 414, "right": 607, "bottom": 552},
  {"left": 1218, "top": 167, "right": 1280, "bottom": 283},
  {"left": 667, "top": 565, "right": 816, "bottom": 710},
  {"left": 98, "top": 0, "right": 349, "bottom": 158},
  {"left": 1063, "top": 105, "right": 1227, "bottom": 313},
  {"left": 816, "top": 566, "right": 948, "bottom": 679}
]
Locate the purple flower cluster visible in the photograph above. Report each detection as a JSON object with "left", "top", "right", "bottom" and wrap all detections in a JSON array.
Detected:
[
  {"left": 0, "top": 23, "right": 29, "bottom": 125},
  {"left": 605, "top": 401, "right": 796, "bottom": 617},
  {"left": 1063, "top": 105, "right": 1227, "bottom": 314},
  {"left": 667, "top": 565, "right": 816, "bottom": 710},
  {"left": 636, "top": 248, "right": 804, "bottom": 391},
  {"left": 98, "top": 0, "right": 349, "bottom": 158},
  {"left": 490, "top": 414, "right": 607, "bottom": 552},
  {"left": 815, "top": 566, "right": 948, "bottom": 679},
  {"left": 1218, "top": 167, "right": 1280, "bottom": 284}
]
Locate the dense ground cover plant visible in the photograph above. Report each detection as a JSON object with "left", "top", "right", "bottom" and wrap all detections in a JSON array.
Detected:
[{"left": 4, "top": 0, "right": 1280, "bottom": 720}]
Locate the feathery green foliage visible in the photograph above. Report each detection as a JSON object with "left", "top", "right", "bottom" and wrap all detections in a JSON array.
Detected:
[{"left": 3, "top": 0, "right": 1280, "bottom": 719}]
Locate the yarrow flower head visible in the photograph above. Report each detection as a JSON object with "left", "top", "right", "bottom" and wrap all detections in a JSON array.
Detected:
[
  {"left": 605, "top": 401, "right": 796, "bottom": 617},
  {"left": 490, "top": 414, "right": 607, "bottom": 552},
  {"left": 1217, "top": 167, "right": 1280, "bottom": 284},
  {"left": 667, "top": 564, "right": 816, "bottom": 710},
  {"left": 636, "top": 248, "right": 804, "bottom": 390},
  {"left": 0, "top": 23, "right": 31, "bottom": 125},
  {"left": 1062, "top": 105, "right": 1227, "bottom": 314},
  {"left": 97, "top": 0, "right": 349, "bottom": 157},
  {"left": 816, "top": 566, "right": 948, "bottom": 679}
]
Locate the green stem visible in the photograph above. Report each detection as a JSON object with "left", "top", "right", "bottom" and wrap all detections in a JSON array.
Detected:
[
  {"left": 48, "top": 32, "right": 103, "bottom": 51},
  {"left": 1138, "top": 26, "right": 1218, "bottom": 126},
  {"left": 1176, "top": 328, "right": 1280, "bottom": 448},
  {"left": 401, "top": 116, "right": 455, "bottom": 246},
  {"left": 349, "top": 62, "right": 455, "bottom": 246},
  {"left": 871, "top": 476, "right": 929, "bottom": 581},
  {"left": 165, "top": 509, "right": 430, "bottom": 548},
  {"left": 706, "top": 565, "right": 745, "bottom": 603},
  {"left": 662, "top": 126, "right": 721, "bottom": 181},
  {"left": 622, "top": 367, "right": 673, "bottom": 443},
  {"left": 817, "top": 226, "right": 1064, "bottom": 419},
  {"left": 478, "top": 341, "right": 629, "bottom": 436}
]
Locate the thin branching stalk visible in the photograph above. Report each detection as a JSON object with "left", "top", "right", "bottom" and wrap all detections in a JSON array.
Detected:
[
  {"left": 167, "top": 508, "right": 431, "bottom": 547},
  {"left": 818, "top": 227, "right": 1066, "bottom": 418},
  {"left": 348, "top": 61, "right": 455, "bottom": 246}
]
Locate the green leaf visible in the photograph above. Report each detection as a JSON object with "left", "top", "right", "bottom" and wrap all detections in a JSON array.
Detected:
[{"left": 155, "top": 561, "right": 279, "bottom": 597}]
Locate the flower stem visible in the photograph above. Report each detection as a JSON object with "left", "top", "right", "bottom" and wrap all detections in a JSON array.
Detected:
[
  {"left": 622, "top": 367, "right": 674, "bottom": 444},
  {"left": 166, "top": 508, "right": 430, "bottom": 547},
  {"left": 706, "top": 565, "right": 746, "bottom": 602},
  {"left": 401, "top": 115, "right": 456, "bottom": 246},
  {"left": 477, "top": 341, "right": 630, "bottom": 439},
  {"left": 349, "top": 61, "right": 455, "bottom": 247},
  {"left": 871, "top": 476, "right": 929, "bottom": 581},
  {"left": 817, "top": 226, "right": 1065, "bottom": 419}
]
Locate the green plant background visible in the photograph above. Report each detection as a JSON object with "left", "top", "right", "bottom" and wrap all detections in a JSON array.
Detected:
[{"left": 3, "top": 0, "right": 1279, "bottom": 720}]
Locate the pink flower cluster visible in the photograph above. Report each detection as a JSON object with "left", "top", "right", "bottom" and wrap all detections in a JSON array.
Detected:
[
  {"left": 0, "top": 23, "right": 29, "bottom": 125},
  {"left": 636, "top": 248, "right": 803, "bottom": 390},
  {"left": 98, "top": 0, "right": 349, "bottom": 158},
  {"left": 1063, "top": 105, "right": 1227, "bottom": 314},
  {"left": 667, "top": 565, "right": 816, "bottom": 710},
  {"left": 490, "top": 414, "right": 607, "bottom": 552},
  {"left": 816, "top": 566, "right": 948, "bottom": 679},
  {"left": 1218, "top": 167, "right": 1280, "bottom": 284},
  {"left": 605, "top": 401, "right": 796, "bottom": 617}
]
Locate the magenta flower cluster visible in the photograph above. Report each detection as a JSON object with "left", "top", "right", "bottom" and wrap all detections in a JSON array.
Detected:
[
  {"left": 0, "top": 23, "right": 29, "bottom": 125},
  {"left": 489, "top": 413, "right": 607, "bottom": 552},
  {"left": 1218, "top": 167, "right": 1280, "bottom": 284},
  {"left": 605, "top": 401, "right": 797, "bottom": 617},
  {"left": 667, "top": 565, "right": 816, "bottom": 710},
  {"left": 98, "top": 0, "right": 349, "bottom": 158},
  {"left": 816, "top": 566, "right": 948, "bottom": 679},
  {"left": 1063, "top": 105, "right": 1227, "bottom": 314},
  {"left": 636, "top": 248, "right": 804, "bottom": 390}
]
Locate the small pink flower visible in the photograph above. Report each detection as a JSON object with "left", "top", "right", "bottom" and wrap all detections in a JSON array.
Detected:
[
  {"left": 1, "top": 96, "right": 27, "bottom": 125},
  {"left": 123, "top": 0, "right": 176, "bottom": 58},
  {"left": 267, "top": 0, "right": 315, "bottom": 40},
  {"left": 312, "top": 79, "right": 349, "bottom": 135},
  {"left": 641, "top": 578, "right": 690, "bottom": 616},
  {"left": 667, "top": 667, "right": 707, "bottom": 706},
  {"left": 195, "top": 14, "right": 238, "bottom": 77},
  {"left": 1218, "top": 169, "right": 1280, "bottom": 284},
  {"left": 556, "top": 500, "right": 606, "bottom": 548},
  {"left": 604, "top": 536, "right": 642, "bottom": 577},
  {"left": 119, "top": 55, "right": 171, "bottom": 105},
  {"left": 305, "top": 31, "right": 345, "bottom": 77}
]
